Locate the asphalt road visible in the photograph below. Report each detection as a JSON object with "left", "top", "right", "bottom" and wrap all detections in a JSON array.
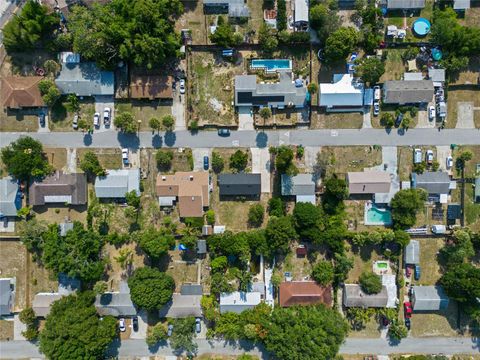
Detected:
[
  {"left": 1, "top": 337, "right": 479, "bottom": 359},
  {"left": 1, "top": 128, "right": 480, "bottom": 150}
]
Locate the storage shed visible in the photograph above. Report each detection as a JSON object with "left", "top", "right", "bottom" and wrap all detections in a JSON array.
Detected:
[{"left": 404, "top": 240, "right": 420, "bottom": 265}]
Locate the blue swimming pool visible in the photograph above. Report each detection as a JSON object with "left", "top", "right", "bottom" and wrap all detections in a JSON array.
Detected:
[
  {"left": 413, "top": 18, "right": 431, "bottom": 36},
  {"left": 365, "top": 204, "right": 392, "bottom": 226},
  {"left": 251, "top": 59, "right": 292, "bottom": 72}
]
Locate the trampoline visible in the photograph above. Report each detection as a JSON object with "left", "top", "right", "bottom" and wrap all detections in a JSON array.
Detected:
[{"left": 412, "top": 18, "right": 431, "bottom": 36}]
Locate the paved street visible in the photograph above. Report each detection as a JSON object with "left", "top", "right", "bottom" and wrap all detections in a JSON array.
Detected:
[
  {"left": 1, "top": 336, "right": 479, "bottom": 359},
  {"left": 1, "top": 128, "right": 479, "bottom": 150}
]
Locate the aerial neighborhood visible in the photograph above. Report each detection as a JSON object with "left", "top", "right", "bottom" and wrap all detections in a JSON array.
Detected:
[{"left": 0, "top": 0, "right": 479, "bottom": 359}]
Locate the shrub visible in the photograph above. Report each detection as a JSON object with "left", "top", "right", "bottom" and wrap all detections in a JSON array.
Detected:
[
  {"left": 311, "top": 261, "right": 334, "bottom": 286},
  {"left": 248, "top": 204, "right": 264, "bottom": 227},
  {"left": 156, "top": 150, "right": 173, "bottom": 170},
  {"left": 359, "top": 272, "right": 382, "bottom": 294}
]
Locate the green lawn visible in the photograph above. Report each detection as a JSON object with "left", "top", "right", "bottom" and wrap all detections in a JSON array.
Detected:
[
  {"left": 115, "top": 101, "right": 171, "bottom": 131},
  {"left": 50, "top": 97, "right": 95, "bottom": 131}
]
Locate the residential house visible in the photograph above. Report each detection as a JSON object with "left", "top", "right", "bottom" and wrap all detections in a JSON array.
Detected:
[
  {"left": 129, "top": 75, "right": 173, "bottom": 100},
  {"left": 343, "top": 284, "right": 389, "bottom": 308},
  {"left": 428, "top": 68, "right": 446, "bottom": 87},
  {"left": 0, "top": 279, "right": 14, "bottom": 316},
  {"left": 475, "top": 176, "right": 480, "bottom": 203},
  {"left": 235, "top": 73, "right": 306, "bottom": 109},
  {"left": 412, "top": 286, "right": 449, "bottom": 311},
  {"left": 0, "top": 177, "right": 21, "bottom": 217},
  {"left": 346, "top": 171, "right": 391, "bottom": 197},
  {"left": 95, "top": 169, "right": 140, "bottom": 200},
  {"left": 203, "top": 0, "right": 250, "bottom": 18},
  {"left": 412, "top": 171, "right": 453, "bottom": 203},
  {"left": 383, "top": 80, "right": 434, "bottom": 105},
  {"left": 405, "top": 240, "right": 420, "bottom": 265},
  {"left": 156, "top": 172, "right": 210, "bottom": 218},
  {"left": 95, "top": 282, "right": 137, "bottom": 317},
  {"left": 281, "top": 174, "right": 316, "bottom": 204},
  {"left": 220, "top": 291, "right": 262, "bottom": 314},
  {"left": 29, "top": 171, "right": 87, "bottom": 206},
  {"left": 158, "top": 294, "right": 202, "bottom": 318},
  {"left": 453, "top": 0, "right": 470, "bottom": 10},
  {"left": 1, "top": 76, "right": 44, "bottom": 109},
  {"left": 33, "top": 274, "right": 80, "bottom": 317},
  {"left": 385, "top": 0, "right": 425, "bottom": 9},
  {"left": 218, "top": 173, "right": 261, "bottom": 198},
  {"left": 294, "top": 0, "right": 309, "bottom": 31},
  {"left": 319, "top": 74, "right": 372, "bottom": 112},
  {"left": 279, "top": 281, "right": 332, "bottom": 307},
  {"left": 55, "top": 62, "right": 114, "bottom": 96}
]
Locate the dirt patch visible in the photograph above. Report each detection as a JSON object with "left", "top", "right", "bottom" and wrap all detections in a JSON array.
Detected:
[
  {"left": 0, "top": 241, "right": 27, "bottom": 311},
  {"left": 43, "top": 148, "right": 67, "bottom": 171},
  {"left": 165, "top": 260, "right": 199, "bottom": 292},
  {"left": 0, "top": 320, "right": 14, "bottom": 341},
  {"left": 311, "top": 110, "right": 363, "bottom": 129},
  {"left": 318, "top": 146, "right": 383, "bottom": 178},
  {"left": 446, "top": 89, "right": 480, "bottom": 129},
  {"left": 77, "top": 148, "right": 123, "bottom": 170},
  {"left": 115, "top": 100, "right": 171, "bottom": 132},
  {"left": 0, "top": 109, "right": 39, "bottom": 132},
  {"left": 348, "top": 317, "right": 381, "bottom": 338},
  {"left": 410, "top": 300, "right": 467, "bottom": 337},
  {"left": 175, "top": 0, "right": 208, "bottom": 44},
  {"left": 34, "top": 205, "right": 87, "bottom": 227}
]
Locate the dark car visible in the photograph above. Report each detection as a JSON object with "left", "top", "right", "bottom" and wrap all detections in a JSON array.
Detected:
[
  {"left": 39, "top": 113, "right": 45, "bottom": 127},
  {"left": 414, "top": 264, "right": 421, "bottom": 280},
  {"left": 395, "top": 112, "right": 404, "bottom": 127},
  {"left": 218, "top": 128, "right": 230, "bottom": 136},
  {"left": 132, "top": 316, "right": 139, "bottom": 332},
  {"left": 203, "top": 156, "right": 209, "bottom": 170},
  {"left": 405, "top": 318, "right": 411, "bottom": 330}
]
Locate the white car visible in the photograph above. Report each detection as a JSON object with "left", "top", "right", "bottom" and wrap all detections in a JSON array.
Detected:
[
  {"left": 122, "top": 148, "right": 129, "bottom": 165},
  {"left": 414, "top": 148, "right": 422, "bottom": 164},
  {"left": 373, "top": 103, "right": 380, "bottom": 116},
  {"left": 179, "top": 79, "right": 185, "bottom": 94},
  {"left": 72, "top": 114, "right": 78, "bottom": 130},
  {"left": 446, "top": 156, "right": 453, "bottom": 169},
  {"left": 426, "top": 150, "right": 434, "bottom": 165},
  {"left": 428, "top": 106, "right": 436, "bottom": 121},
  {"left": 373, "top": 85, "right": 381, "bottom": 102},
  {"left": 119, "top": 318, "right": 126, "bottom": 332},
  {"left": 93, "top": 112, "right": 100, "bottom": 127},
  {"left": 103, "top": 107, "right": 111, "bottom": 126}
]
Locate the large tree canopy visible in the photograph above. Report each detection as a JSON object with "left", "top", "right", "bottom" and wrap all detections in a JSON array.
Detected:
[
  {"left": 1, "top": 137, "right": 52, "bottom": 181},
  {"left": 128, "top": 267, "right": 175, "bottom": 311},
  {"left": 39, "top": 292, "right": 117, "bottom": 360},
  {"left": 68, "top": 0, "right": 183, "bottom": 69},
  {"left": 263, "top": 305, "right": 348, "bottom": 360},
  {"left": 2, "top": 0, "right": 59, "bottom": 52},
  {"left": 265, "top": 216, "right": 297, "bottom": 255},
  {"left": 138, "top": 228, "right": 175, "bottom": 259},
  {"left": 391, "top": 189, "right": 426, "bottom": 229}
]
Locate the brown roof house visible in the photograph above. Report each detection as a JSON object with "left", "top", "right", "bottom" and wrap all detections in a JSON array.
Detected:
[
  {"left": 347, "top": 171, "right": 391, "bottom": 195},
  {"left": 29, "top": 171, "right": 87, "bottom": 206},
  {"left": 279, "top": 281, "right": 332, "bottom": 307},
  {"left": 130, "top": 75, "right": 173, "bottom": 100},
  {"left": 1, "top": 76, "right": 44, "bottom": 109},
  {"left": 156, "top": 172, "right": 210, "bottom": 218}
]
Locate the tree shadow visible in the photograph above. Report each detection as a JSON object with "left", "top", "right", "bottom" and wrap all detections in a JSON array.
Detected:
[
  {"left": 396, "top": 128, "right": 406, "bottom": 136},
  {"left": 83, "top": 133, "right": 92, "bottom": 146},
  {"left": 164, "top": 131, "right": 176, "bottom": 147},
  {"left": 117, "top": 132, "right": 140, "bottom": 149},
  {"left": 385, "top": 127, "right": 392, "bottom": 135},
  {"left": 106, "top": 338, "right": 121, "bottom": 358},
  {"left": 256, "top": 131, "right": 268, "bottom": 148},
  {"left": 152, "top": 134, "right": 163, "bottom": 148}
]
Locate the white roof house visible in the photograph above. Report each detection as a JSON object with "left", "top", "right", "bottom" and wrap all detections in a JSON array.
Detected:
[
  {"left": 220, "top": 291, "right": 262, "bottom": 314},
  {"left": 294, "top": 0, "right": 309, "bottom": 25},
  {"left": 319, "top": 74, "right": 367, "bottom": 111},
  {"left": 94, "top": 169, "right": 140, "bottom": 199}
]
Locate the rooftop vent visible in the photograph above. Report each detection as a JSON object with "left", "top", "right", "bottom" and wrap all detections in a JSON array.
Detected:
[
  {"left": 189, "top": 175, "right": 194, "bottom": 181},
  {"left": 162, "top": 176, "right": 166, "bottom": 181}
]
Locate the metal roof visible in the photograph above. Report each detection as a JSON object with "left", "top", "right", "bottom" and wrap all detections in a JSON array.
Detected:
[
  {"left": 220, "top": 291, "right": 262, "bottom": 314},
  {"left": 95, "top": 169, "right": 140, "bottom": 198},
  {"left": 405, "top": 240, "right": 420, "bottom": 265},
  {"left": 32, "top": 293, "right": 64, "bottom": 317},
  {"left": 294, "top": 0, "right": 309, "bottom": 23},
  {"left": 158, "top": 294, "right": 202, "bottom": 318},
  {"left": 475, "top": 177, "right": 480, "bottom": 202},
  {"left": 218, "top": 173, "right": 261, "bottom": 196},
  {"left": 203, "top": 0, "right": 250, "bottom": 17},
  {"left": 0, "top": 177, "right": 20, "bottom": 217},
  {"left": 281, "top": 174, "right": 315, "bottom": 196},
  {"left": 0, "top": 279, "right": 13, "bottom": 315},
  {"left": 453, "top": 0, "right": 470, "bottom": 9},
  {"left": 343, "top": 284, "right": 389, "bottom": 308},
  {"left": 55, "top": 62, "right": 114, "bottom": 96},
  {"left": 197, "top": 239, "right": 207, "bottom": 254},
  {"left": 319, "top": 74, "right": 365, "bottom": 108},
  {"left": 387, "top": 0, "right": 425, "bottom": 9},
  {"left": 383, "top": 80, "right": 434, "bottom": 104},
  {"left": 428, "top": 68, "right": 445, "bottom": 83},
  {"left": 412, "top": 286, "right": 449, "bottom": 311},
  {"left": 412, "top": 171, "right": 450, "bottom": 195}
]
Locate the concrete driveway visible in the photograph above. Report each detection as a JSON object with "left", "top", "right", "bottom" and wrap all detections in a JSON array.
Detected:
[
  {"left": 238, "top": 106, "right": 254, "bottom": 130},
  {"left": 94, "top": 95, "right": 114, "bottom": 132},
  {"left": 129, "top": 310, "right": 148, "bottom": 340},
  {"left": 304, "top": 146, "right": 321, "bottom": 172},
  {"left": 362, "top": 108, "right": 372, "bottom": 128},
  {"left": 38, "top": 108, "right": 49, "bottom": 133},
  {"left": 417, "top": 105, "right": 435, "bottom": 128},
  {"left": 436, "top": 145, "right": 452, "bottom": 173},
  {"left": 192, "top": 148, "right": 211, "bottom": 171},
  {"left": 173, "top": 92, "right": 186, "bottom": 131},
  {"left": 251, "top": 148, "right": 271, "bottom": 193},
  {"left": 456, "top": 102, "right": 475, "bottom": 129}
]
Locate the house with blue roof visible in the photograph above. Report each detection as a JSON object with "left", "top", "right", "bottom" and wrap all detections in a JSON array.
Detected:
[
  {"left": 94, "top": 169, "right": 140, "bottom": 200},
  {"left": 55, "top": 62, "right": 114, "bottom": 97},
  {"left": 0, "top": 177, "right": 21, "bottom": 218}
]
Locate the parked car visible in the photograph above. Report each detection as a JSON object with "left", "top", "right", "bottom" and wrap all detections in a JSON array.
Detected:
[
  {"left": 122, "top": 148, "right": 129, "bottom": 165},
  {"left": 373, "top": 85, "right": 381, "bottom": 102},
  {"left": 203, "top": 155, "right": 209, "bottom": 170},
  {"left": 167, "top": 324, "right": 174, "bottom": 337},
  {"left": 39, "top": 113, "right": 45, "bottom": 127},
  {"left": 72, "top": 114, "right": 78, "bottom": 129},
  {"left": 103, "top": 107, "right": 111, "bottom": 126},
  {"left": 381, "top": 316, "right": 389, "bottom": 327},
  {"left": 373, "top": 103, "right": 380, "bottom": 116},
  {"left": 395, "top": 112, "right": 404, "bottom": 127},
  {"left": 426, "top": 150, "right": 434, "bottom": 165},
  {"left": 179, "top": 79, "right": 185, "bottom": 94},
  {"left": 446, "top": 156, "right": 453, "bottom": 169},
  {"left": 428, "top": 105, "right": 436, "bottom": 120},
  {"left": 404, "top": 302, "right": 413, "bottom": 318},
  {"left": 93, "top": 112, "right": 100, "bottom": 127},
  {"left": 132, "top": 316, "right": 138, "bottom": 332},
  {"left": 405, "top": 318, "right": 411, "bottom": 330},
  {"left": 218, "top": 128, "right": 230, "bottom": 137},
  {"left": 195, "top": 318, "right": 201, "bottom": 333},
  {"left": 414, "top": 264, "right": 421, "bottom": 280},
  {"left": 119, "top": 318, "right": 126, "bottom": 332},
  {"left": 406, "top": 265, "right": 412, "bottom": 277},
  {"left": 431, "top": 224, "right": 446, "bottom": 235},
  {"left": 414, "top": 148, "right": 422, "bottom": 164}
]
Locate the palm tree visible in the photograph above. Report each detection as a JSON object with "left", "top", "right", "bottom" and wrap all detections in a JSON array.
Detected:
[{"left": 114, "top": 248, "right": 133, "bottom": 272}]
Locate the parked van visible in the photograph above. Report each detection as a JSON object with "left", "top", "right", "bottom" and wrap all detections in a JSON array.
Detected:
[
  {"left": 431, "top": 225, "right": 447, "bottom": 234},
  {"left": 374, "top": 86, "right": 381, "bottom": 102},
  {"left": 413, "top": 148, "right": 422, "bottom": 164}
]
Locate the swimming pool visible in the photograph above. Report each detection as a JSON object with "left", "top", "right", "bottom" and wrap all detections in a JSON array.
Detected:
[
  {"left": 413, "top": 18, "right": 431, "bottom": 36},
  {"left": 365, "top": 204, "right": 392, "bottom": 226},
  {"left": 251, "top": 59, "right": 292, "bottom": 72}
]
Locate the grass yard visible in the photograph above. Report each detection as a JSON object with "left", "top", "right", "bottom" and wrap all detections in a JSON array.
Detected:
[
  {"left": 0, "top": 241, "right": 27, "bottom": 310},
  {"left": 275, "top": 247, "right": 319, "bottom": 282},
  {"left": 0, "top": 109, "right": 38, "bottom": 132},
  {"left": 165, "top": 259, "right": 199, "bottom": 293},
  {"left": 448, "top": 57, "right": 480, "bottom": 86},
  {"left": 115, "top": 100, "right": 172, "bottom": 132},
  {"left": 34, "top": 205, "right": 87, "bottom": 226},
  {"left": 318, "top": 146, "right": 382, "bottom": 177},
  {"left": 77, "top": 148, "right": 123, "bottom": 170},
  {"left": 379, "top": 49, "right": 406, "bottom": 82},
  {"left": 464, "top": 8, "right": 480, "bottom": 27},
  {"left": 49, "top": 97, "right": 95, "bottom": 131},
  {"left": 345, "top": 245, "right": 382, "bottom": 283},
  {"left": 311, "top": 110, "right": 363, "bottom": 129},
  {"left": 104, "top": 243, "right": 148, "bottom": 291},
  {"left": 176, "top": 0, "right": 208, "bottom": 44},
  {"left": 411, "top": 238, "right": 444, "bottom": 286},
  {"left": 348, "top": 317, "right": 381, "bottom": 338},
  {"left": 256, "top": 107, "right": 306, "bottom": 127},
  {"left": 197, "top": 355, "right": 259, "bottom": 360},
  {"left": 0, "top": 320, "right": 14, "bottom": 341},
  {"left": 43, "top": 148, "right": 67, "bottom": 171},
  {"left": 445, "top": 89, "right": 480, "bottom": 129}
]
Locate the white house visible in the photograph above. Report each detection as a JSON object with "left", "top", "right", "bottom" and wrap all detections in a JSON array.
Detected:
[
  {"left": 319, "top": 74, "right": 372, "bottom": 112},
  {"left": 220, "top": 291, "right": 262, "bottom": 314}
]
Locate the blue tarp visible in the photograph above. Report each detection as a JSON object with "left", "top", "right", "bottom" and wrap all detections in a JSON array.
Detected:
[{"left": 222, "top": 49, "right": 234, "bottom": 57}]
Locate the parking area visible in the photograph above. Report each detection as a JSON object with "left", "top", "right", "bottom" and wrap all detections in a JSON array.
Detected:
[
  {"left": 129, "top": 310, "right": 148, "bottom": 340},
  {"left": 238, "top": 106, "right": 254, "bottom": 131},
  {"left": 172, "top": 91, "right": 186, "bottom": 131},
  {"left": 436, "top": 146, "right": 452, "bottom": 174},
  {"left": 250, "top": 148, "right": 271, "bottom": 193},
  {"left": 94, "top": 95, "right": 115, "bottom": 132},
  {"left": 192, "top": 148, "right": 211, "bottom": 171},
  {"left": 455, "top": 102, "right": 475, "bottom": 129}
]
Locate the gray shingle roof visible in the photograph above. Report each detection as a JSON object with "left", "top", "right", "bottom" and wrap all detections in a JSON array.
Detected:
[
  {"left": 180, "top": 284, "right": 203, "bottom": 296},
  {"left": 405, "top": 240, "right": 420, "bottom": 265},
  {"left": 428, "top": 69, "right": 445, "bottom": 83},
  {"left": 412, "top": 286, "right": 449, "bottom": 311},
  {"left": 0, "top": 279, "right": 13, "bottom": 315},
  {"left": 0, "top": 177, "right": 20, "bottom": 217},
  {"left": 29, "top": 172, "right": 87, "bottom": 206},
  {"left": 412, "top": 171, "right": 451, "bottom": 195},
  {"left": 343, "top": 284, "right": 389, "bottom": 308},
  {"left": 281, "top": 174, "right": 315, "bottom": 196},
  {"left": 32, "top": 293, "right": 64, "bottom": 317},
  {"left": 158, "top": 294, "right": 202, "bottom": 318},
  {"left": 383, "top": 80, "right": 434, "bottom": 104},
  {"left": 203, "top": 0, "right": 250, "bottom": 17},
  {"left": 218, "top": 173, "right": 261, "bottom": 196},
  {"left": 387, "top": 0, "right": 425, "bottom": 9},
  {"left": 55, "top": 62, "right": 114, "bottom": 96},
  {"left": 95, "top": 169, "right": 140, "bottom": 198},
  {"left": 95, "top": 292, "right": 137, "bottom": 317}
]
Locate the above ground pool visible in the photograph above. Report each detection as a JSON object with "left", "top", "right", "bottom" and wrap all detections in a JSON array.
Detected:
[
  {"left": 250, "top": 59, "right": 292, "bottom": 72},
  {"left": 413, "top": 18, "right": 431, "bottom": 36}
]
